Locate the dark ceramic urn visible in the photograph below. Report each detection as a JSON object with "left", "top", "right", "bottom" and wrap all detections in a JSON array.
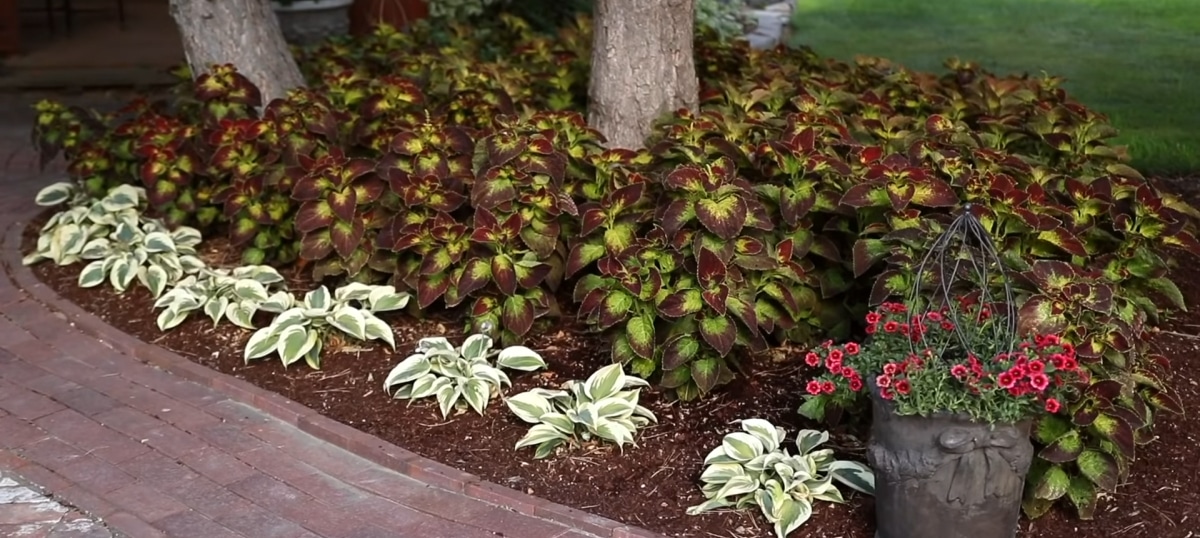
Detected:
[{"left": 866, "top": 383, "right": 1034, "bottom": 538}]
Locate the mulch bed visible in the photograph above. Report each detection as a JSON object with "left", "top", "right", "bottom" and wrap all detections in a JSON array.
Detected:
[{"left": 19, "top": 186, "right": 1200, "bottom": 538}]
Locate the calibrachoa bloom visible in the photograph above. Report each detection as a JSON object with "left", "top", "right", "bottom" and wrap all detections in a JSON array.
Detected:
[{"left": 798, "top": 300, "right": 1088, "bottom": 425}]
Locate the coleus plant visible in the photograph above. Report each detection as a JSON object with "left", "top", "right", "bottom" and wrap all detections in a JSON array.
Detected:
[
  {"left": 382, "top": 334, "right": 547, "bottom": 418},
  {"left": 291, "top": 149, "right": 388, "bottom": 280},
  {"left": 243, "top": 284, "right": 410, "bottom": 369}
]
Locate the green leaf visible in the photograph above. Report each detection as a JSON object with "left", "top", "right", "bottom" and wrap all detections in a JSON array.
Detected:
[
  {"left": 142, "top": 265, "right": 169, "bottom": 298},
  {"left": 329, "top": 306, "right": 367, "bottom": 340},
  {"left": 797, "top": 396, "right": 827, "bottom": 421},
  {"left": 826, "top": 460, "right": 875, "bottom": 496},
  {"left": 234, "top": 280, "right": 270, "bottom": 302},
  {"left": 795, "top": 429, "right": 829, "bottom": 454},
  {"left": 514, "top": 423, "right": 567, "bottom": 450},
  {"left": 203, "top": 296, "right": 230, "bottom": 325},
  {"left": 156, "top": 307, "right": 188, "bottom": 331},
  {"left": 505, "top": 391, "right": 553, "bottom": 423},
  {"left": 1067, "top": 475, "right": 1099, "bottom": 520},
  {"left": 625, "top": 315, "right": 655, "bottom": 360},
  {"left": 244, "top": 326, "right": 278, "bottom": 361},
  {"left": 143, "top": 231, "right": 176, "bottom": 253},
  {"left": 362, "top": 313, "right": 395, "bottom": 348},
  {"left": 367, "top": 286, "right": 410, "bottom": 312},
  {"left": 540, "top": 412, "right": 576, "bottom": 435},
  {"left": 461, "top": 334, "right": 493, "bottom": 361},
  {"left": 275, "top": 324, "right": 316, "bottom": 367},
  {"left": 1147, "top": 277, "right": 1186, "bottom": 311},
  {"left": 225, "top": 302, "right": 257, "bottom": 330},
  {"left": 35, "top": 182, "right": 75, "bottom": 206},
  {"left": 772, "top": 497, "right": 812, "bottom": 538},
  {"left": 584, "top": 363, "right": 626, "bottom": 401},
  {"left": 712, "top": 474, "right": 759, "bottom": 500},
  {"left": 740, "top": 419, "right": 784, "bottom": 451},
  {"left": 304, "top": 286, "right": 331, "bottom": 310},
  {"left": 722, "top": 432, "right": 765, "bottom": 462},
  {"left": 435, "top": 384, "right": 462, "bottom": 418},
  {"left": 384, "top": 354, "right": 433, "bottom": 390},
  {"left": 690, "top": 357, "right": 720, "bottom": 394},
  {"left": 496, "top": 345, "right": 547, "bottom": 371},
  {"left": 1033, "top": 464, "right": 1070, "bottom": 501},
  {"left": 1076, "top": 449, "right": 1119, "bottom": 492},
  {"left": 462, "top": 378, "right": 490, "bottom": 415}
]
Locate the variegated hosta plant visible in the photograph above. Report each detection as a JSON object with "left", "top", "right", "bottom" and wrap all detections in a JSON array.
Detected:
[
  {"left": 382, "top": 334, "right": 547, "bottom": 418},
  {"left": 23, "top": 183, "right": 145, "bottom": 267},
  {"left": 687, "top": 420, "right": 874, "bottom": 538},
  {"left": 77, "top": 218, "right": 204, "bottom": 297},
  {"left": 506, "top": 363, "right": 657, "bottom": 459},
  {"left": 243, "top": 283, "right": 410, "bottom": 369},
  {"left": 152, "top": 265, "right": 287, "bottom": 330}
]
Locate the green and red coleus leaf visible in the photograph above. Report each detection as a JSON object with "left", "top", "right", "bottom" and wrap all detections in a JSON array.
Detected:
[
  {"left": 502, "top": 294, "right": 536, "bottom": 337},
  {"left": 566, "top": 241, "right": 607, "bottom": 278},
  {"left": 295, "top": 200, "right": 336, "bottom": 233},
  {"left": 491, "top": 255, "right": 518, "bottom": 296},
  {"left": 418, "top": 272, "right": 453, "bottom": 309},
  {"left": 658, "top": 289, "right": 704, "bottom": 319},
  {"left": 598, "top": 290, "right": 634, "bottom": 329},
  {"left": 695, "top": 195, "right": 748, "bottom": 240},
  {"left": 661, "top": 334, "right": 700, "bottom": 371},
  {"left": 1038, "top": 430, "right": 1083, "bottom": 463},
  {"left": 329, "top": 218, "right": 366, "bottom": 259},
  {"left": 625, "top": 315, "right": 655, "bottom": 360},
  {"left": 698, "top": 314, "right": 736, "bottom": 357}
]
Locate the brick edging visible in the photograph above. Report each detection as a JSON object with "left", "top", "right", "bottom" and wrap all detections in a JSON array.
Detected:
[{"left": 0, "top": 203, "right": 666, "bottom": 538}]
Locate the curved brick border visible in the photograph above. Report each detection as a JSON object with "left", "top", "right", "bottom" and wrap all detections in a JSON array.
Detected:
[{"left": 0, "top": 177, "right": 665, "bottom": 538}]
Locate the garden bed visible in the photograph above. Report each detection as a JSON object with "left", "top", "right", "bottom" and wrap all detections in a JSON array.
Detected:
[{"left": 22, "top": 208, "right": 1200, "bottom": 538}]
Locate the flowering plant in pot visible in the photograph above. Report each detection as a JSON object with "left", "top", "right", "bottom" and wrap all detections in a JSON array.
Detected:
[{"left": 798, "top": 208, "right": 1089, "bottom": 538}]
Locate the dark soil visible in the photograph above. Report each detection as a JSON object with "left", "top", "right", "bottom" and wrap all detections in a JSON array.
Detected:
[{"left": 21, "top": 183, "right": 1200, "bottom": 538}]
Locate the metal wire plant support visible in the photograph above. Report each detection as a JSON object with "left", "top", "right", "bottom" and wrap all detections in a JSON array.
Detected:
[{"left": 906, "top": 203, "right": 1018, "bottom": 361}]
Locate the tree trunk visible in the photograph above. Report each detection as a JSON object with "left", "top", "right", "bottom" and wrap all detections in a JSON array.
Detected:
[
  {"left": 168, "top": 0, "right": 306, "bottom": 105},
  {"left": 587, "top": 0, "right": 699, "bottom": 149}
]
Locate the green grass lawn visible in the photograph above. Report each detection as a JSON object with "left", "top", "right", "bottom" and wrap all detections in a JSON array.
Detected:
[{"left": 787, "top": 0, "right": 1200, "bottom": 175}]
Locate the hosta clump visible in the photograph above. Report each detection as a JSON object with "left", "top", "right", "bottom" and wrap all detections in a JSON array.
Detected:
[
  {"left": 382, "top": 334, "right": 547, "bottom": 418},
  {"left": 24, "top": 184, "right": 145, "bottom": 267},
  {"left": 506, "top": 363, "right": 657, "bottom": 459},
  {"left": 152, "top": 265, "right": 287, "bottom": 330},
  {"left": 243, "top": 283, "right": 410, "bottom": 369},
  {"left": 688, "top": 421, "right": 874, "bottom": 538}
]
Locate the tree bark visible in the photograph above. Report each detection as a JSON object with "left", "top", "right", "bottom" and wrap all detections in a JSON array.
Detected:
[
  {"left": 168, "top": 0, "right": 306, "bottom": 105},
  {"left": 587, "top": 0, "right": 699, "bottom": 149}
]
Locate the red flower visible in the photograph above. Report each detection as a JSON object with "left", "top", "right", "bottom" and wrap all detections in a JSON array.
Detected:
[
  {"left": 880, "top": 387, "right": 895, "bottom": 400},
  {"left": 849, "top": 377, "right": 864, "bottom": 391},
  {"left": 876, "top": 374, "right": 892, "bottom": 388},
  {"left": 866, "top": 324, "right": 877, "bottom": 335},
  {"left": 1062, "top": 357, "right": 1079, "bottom": 371},
  {"left": 1040, "top": 335, "right": 1061, "bottom": 347},
  {"left": 998, "top": 371, "right": 1016, "bottom": 389},
  {"left": 1044, "top": 398, "right": 1062, "bottom": 414},
  {"left": 845, "top": 342, "right": 861, "bottom": 355},
  {"left": 829, "top": 365, "right": 844, "bottom": 376},
  {"left": 1062, "top": 342, "right": 1075, "bottom": 355},
  {"left": 806, "top": 380, "right": 823, "bottom": 395},
  {"left": 1030, "top": 373, "right": 1050, "bottom": 391},
  {"left": 883, "top": 363, "right": 898, "bottom": 376},
  {"left": 825, "top": 355, "right": 843, "bottom": 371},
  {"left": 821, "top": 381, "right": 836, "bottom": 394},
  {"left": 865, "top": 312, "right": 881, "bottom": 325},
  {"left": 950, "top": 364, "right": 969, "bottom": 378},
  {"left": 894, "top": 379, "right": 911, "bottom": 395},
  {"left": 829, "top": 349, "right": 844, "bottom": 362},
  {"left": 805, "top": 352, "right": 821, "bottom": 367},
  {"left": 941, "top": 321, "right": 955, "bottom": 331},
  {"left": 926, "top": 311, "right": 943, "bottom": 322},
  {"left": 899, "top": 324, "right": 910, "bottom": 336},
  {"left": 1027, "top": 360, "right": 1045, "bottom": 374},
  {"left": 884, "top": 321, "right": 900, "bottom": 333}
]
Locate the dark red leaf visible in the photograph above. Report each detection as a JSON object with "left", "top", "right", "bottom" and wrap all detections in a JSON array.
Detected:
[
  {"left": 327, "top": 188, "right": 358, "bottom": 222},
  {"left": 491, "top": 255, "right": 518, "bottom": 296},
  {"left": 702, "top": 285, "right": 729, "bottom": 315},
  {"left": 295, "top": 200, "right": 335, "bottom": 233},
  {"left": 665, "top": 166, "right": 705, "bottom": 191},
  {"left": 416, "top": 273, "right": 451, "bottom": 309},
  {"left": 580, "top": 208, "right": 607, "bottom": 237},
  {"left": 697, "top": 248, "right": 727, "bottom": 288},
  {"left": 502, "top": 295, "right": 536, "bottom": 337},
  {"left": 330, "top": 218, "right": 366, "bottom": 259}
]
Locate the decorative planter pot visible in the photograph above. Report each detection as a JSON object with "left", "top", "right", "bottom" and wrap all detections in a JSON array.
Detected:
[
  {"left": 350, "top": 0, "right": 428, "bottom": 36},
  {"left": 865, "top": 382, "right": 1034, "bottom": 538},
  {"left": 272, "top": 0, "right": 355, "bottom": 46}
]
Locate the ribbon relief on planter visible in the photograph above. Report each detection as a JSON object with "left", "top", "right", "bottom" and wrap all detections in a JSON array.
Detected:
[{"left": 931, "top": 426, "right": 1032, "bottom": 507}]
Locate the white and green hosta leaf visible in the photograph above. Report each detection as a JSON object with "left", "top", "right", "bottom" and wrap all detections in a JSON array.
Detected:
[
  {"left": 329, "top": 305, "right": 367, "bottom": 340},
  {"left": 384, "top": 354, "right": 433, "bottom": 390},
  {"left": 362, "top": 313, "right": 394, "bottom": 349},
  {"left": 303, "top": 286, "right": 331, "bottom": 310},
  {"left": 496, "top": 345, "right": 546, "bottom": 371},
  {"left": 688, "top": 419, "right": 874, "bottom": 536},
  {"left": 99, "top": 184, "right": 143, "bottom": 212},
  {"left": 505, "top": 391, "right": 554, "bottom": 423},
  {"left": 366, "top": 285, "right": 409, "bottom": 312},
  {"left": 460, "top": 334, "right": 493, "bottom": 361},
  {"left": 34, "top": 181, "right": 77, "bottom": 207},
  {"left": 385, "top": 334, "right": 540, "bottom": 418}
]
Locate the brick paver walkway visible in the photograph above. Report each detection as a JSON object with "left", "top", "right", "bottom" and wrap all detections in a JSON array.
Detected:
[
  {"left": 0, "top": 469, "right": 116, "bottom": 538},
  {"left": 0, "top": 92, "right": 650, "bottom": 538}
]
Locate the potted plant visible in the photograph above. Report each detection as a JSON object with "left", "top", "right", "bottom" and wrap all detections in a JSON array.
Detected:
[
  {"left": 272, "top": 0, "right": 355, "bottom": 45},
  {"left": 797, "top": 207, "right": 1089, "bottom": 538}
]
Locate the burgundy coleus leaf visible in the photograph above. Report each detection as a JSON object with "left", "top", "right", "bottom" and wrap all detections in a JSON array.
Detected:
[
  {"left": 416, "top": 272, "right": 452, "bottom": 309},
  {"left": 1023, "top": 260, "right": 1079, "bottom": 293},
  {"left": 1038, "top": 228, "right": 1088, "bottom": 256},
  {"left": 699, "top": 314, "right": 736, "bottom": 357},
  {"left": 577, "top": 286, "right": 607, "bottom": 319},
  {"left": 696, "top": 248, "right": 727, "bottom": 289},
  {"left": 1086, "top": 380, "right": 1124, "bottom": 404},
  {"left": 910, "top": 177, "right": 959, "bottom": 207},
  {"left": 1143, "top": 387, "right": 1184, "bottom": 414},
  {"left": 724, "top": 293, "right": 757, "bottom": 331},
  {"left": 657, "top": 289, "right": 703, "bottom": 319},
  {"left": 491, "top": 255, "right": 518, "bottom": 296},
  {"left": 606, "top": 183, "right": 645, "bottom": 215},
  {"left": 1162, "top": 230, "right": 1200, "bottom": 254},
  {"left": 502, "top": 295, "right": 536, "bottom": 338},
  {"left": 776, "top": 238, "right": 795, "bottom": 263},
  {"left": 886, "top": 182, "right": 915, "bottom": 212},
  {"left": 597, "top": 291, "right": 633, "bottom": 330},
  {"left": 295, "top": 200, "right": 336, "bottom": 233},
  {"left": 146, "top": 181, "right": 178, "bottom": 206},
  {"left": 596, "top": 255, "right": 625, "bottom": 277},
  {"left": 702, "top": 285, "right": 729, "bottom": 316},
  {"left": 665, "top": 165, "right": 705, "bottom": 192},
  {"left": 353, "top": 177, "right": 386, "bottom": 205},
  {"left": 299, "top": 229, "right": 334, "bottom": 260},
  {"left": 521, "top": 152, "right": 568, "bottom": 181},
  {"left": 514, "top": 261, "right": 552, "bottom": 290},
  {"left": 1091, "top": 414, "right": 1136, "bottom": 459},
  {"left": 840, "top": 182, "right": 889, "bottom": 208},
  {"left": 661, "top": 334, "right": 700, "bottom": 371},
  {"left": 330, "top": 218, "right": 366, "bottom": 259},
  {"left": 414, "top": 153, "right": 451, "bottom": 180},
  {"left": 391, "top": 131, "right": 424, "bottom": 155},
  {"left": 229, "top": 217, "right": 258, "bottom": 246},
  {"left": 1038, "top": 430, "right": 1084, "bottom": 463},
  {"left": 520, "top": 227, "right": 559, "bottom": 259},
  {"left": 695, "top": 195, "right": 748, "bottom": 240},
  {"left": 343, "top": 158, "right": 377, "bottom": 183},
  {"left": 472, "top": 167, "right": 517, "bottom": 209},
  {"left": 659, "top": 199, "right": 694, "bottom": 236},
  {"left": 580, "top": 207, "right": 607, "bottom": 237},
  {"left": 470, "top": 207, "right": 500, "bottom": 243},
  {"left": 486, "top": 132, "right": 527, "bottom": 167},
  {"left": 419, "top": 248, "right": 454, "bottom": 276},
  {"left": 566, "top": 242, "right": 607, "bottom": 278},
  {"left": 327, "top": 187, "right": 358, "bottom": 222},
  {"left": 455, "top": 257, "right": 492, "bottom": 298}
]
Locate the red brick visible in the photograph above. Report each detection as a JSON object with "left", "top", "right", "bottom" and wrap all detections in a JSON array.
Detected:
[
  {"left": 159, "top": 477, "right": 248, "bottom": 517},
  {"left": 3, "top": 298, "right": 49, "bottom": 326},
  {"left": 214, "top": 504, "right": 317, "bottom": 538},
  {"left": 0, "top": 449, "right": 29, "bottom": 470},
  {"left": 236, "top": 446, "right": 320, "bottom": 484},
  {"left": 140, "top": 397, "right": 219, "bottom": 433},
  {"left": 0, "top": 388, "right": 65, "bottom": 419},
  {"left": 0, "top": 318, "right": 35, "bottom": 347},
  {"left": 201, "top": 400, "right": 270, "bottom": 426},
  {"left": 464, "top": 480, "right": 542, "bottom": 514},
  {"left": 23, "top": 312, "right": 72, "bottom": 342},
  {"left": 194, "top": 422, "right": 271, "bottom": 454},
  {"left": 138, "top": 425, "right": 203, "bottom": 458},
  {"left": 30, "top": 355, "right": 103, "bottom": 386},
  {"left": 52, "top": 485, "right": 119, "bottom": 519},
  {"left": 55, "top": 455, "right": 136, "bottom": 494},
  {"left": 18, "top": 438, "right": 85, "bottom": 470},
  {"left": 227, "top": 473, "right": 319, "bottom": 519},
  {"left": 402, "top": 458, "right": 477, "bottom": 494},
  {"left": 286, "top": 470, "right": 372, "bottom": 508},
  {"left": 152, "top": 510, "right": 243, "bottom": 538},
  {"left": 533, "top": 502, "right": 623, "bottom": 538},
  {"left": 153, "top": 378, "right": 224, "bottom": 408},
  {"left": 251, "top": 390, "right": 313, "bottom": 425},
  {"left": 0, "top": 355, "right": 50, "bottom": 382},
  {"left": 105, "top": 483, "right": 187, "bottom": 522},
  {"left": 23, "top": 374, "right": 81, "bottom": 398},
  {"left": 12, "top": 462, "right": 72, "bottom": 493},
  {"left": 54, "top": 387, "right": 120, "bottom": 417},
  {"left": 206, "top": 375, "right": 264, "bottom": 409},
  {"left": 0, "top": 499, "right": 68, "bottom": 525},
  {"left": 178, "top": 446, "right": 256, "bottom": 485},
  {"left": 117, "top": 451, "right": 200, "bottom": 487},
  {"left": 613, "top": 526, "right": 668, "bottom": 538},
  {"left": 0, "top": 378, "right": 19, "bottom": 401},
  {"left": 460, "top": 505, "right": 571, "bottom": 538},
  {"left": 93, "top": 406, "right": 162, "bottom": 438},
  {"left": 347, "top": 467, "right": 491, "bottom": 521},
  {"left": 33, "top": 408, "right": 148, "bottom": 464},
  {"left": 0, "top": 416, "right": 48, "bottom": 448},
  {"left": 104, "top": 512, "right": 166, "bottom": 538}
]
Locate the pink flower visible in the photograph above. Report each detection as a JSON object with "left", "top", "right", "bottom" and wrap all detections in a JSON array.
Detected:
[
  {"left": 998, "top": 372, "right": 1016, "bottom": 389},
  {"left": 876, "top": 374, "right": 892, "bottom": 388},
  {"left": 1045, "top": 398, "right": 1062, "bottom": 413},
  {"left": 806, "top": 380, "right": 823, "bottom": 395},
  {"left": 805, "top": 352, "right": 821, "bottom": 367},
  {"left": 821, "top": 381, "right": 836, "bottom": 395},
  {"left": 1030, "top": 373, "right": 1050, "bottom": 391},
  {"left": 894, "top": 379, "right": 911, "bottom": 395},
  {"left": 849, "top": 377, "right": 864, "bottom": 391},
  {"left": 845, "top": 342, "right": 861, "bottom": 355}
]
